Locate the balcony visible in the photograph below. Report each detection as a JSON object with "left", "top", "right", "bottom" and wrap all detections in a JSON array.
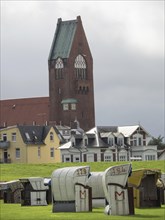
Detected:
[{"left": 0, "top": 141, "right": 10, "bottom": 149}]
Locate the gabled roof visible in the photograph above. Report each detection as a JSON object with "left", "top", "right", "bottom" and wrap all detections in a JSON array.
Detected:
[
  {"left": 87, "top": 126, "right": 118, "bottom": 134},
  {"left": 88, "top": 135, "right": 109, "bottom": 148},
  {"left": 48, "top": 17, "right": 78, "bottom": 60},
  {"left": 18, "top": 125, "right": 65, "bottom": 145},
  {"left": 53, "top": 126, "right": 66, "bottom": 144},
  {"left": 100, "top": 132, "right": 114, "bottom": 138},
  {"left": 59, "top": 141, "right": 72, "bottom": 149},
  {"left": 42, "top": 125, "right": 65, "bottom": 144},
  {"left": 55, "top": 125, "right": 70, "bottom": 130},
  {"left": 118, "top": 125, "right": 150, "bottom": 137},
  {"left": 18, "top": 125, "right": 45, "bottom": 145}
]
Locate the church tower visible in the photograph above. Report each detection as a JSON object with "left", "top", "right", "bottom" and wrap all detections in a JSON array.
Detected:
[{"left": 48, "top": 16, "right": 95, "bottom": 131}]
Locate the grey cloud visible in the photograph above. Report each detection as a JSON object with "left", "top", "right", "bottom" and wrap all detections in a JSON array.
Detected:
[{"left": 1, "top": 1, "right": 164, "bottom": 138}]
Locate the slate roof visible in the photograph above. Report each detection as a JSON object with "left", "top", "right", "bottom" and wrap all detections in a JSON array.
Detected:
[
  {"left": 18, "top": 125, "right": 65, "bottom": 145},
  {"left": 48, "top": 17, "right": 77, "bottom": 60},
  {"left": 87, "top": 135, "right": 109, "bottom": 148},
  {"left": 59, "top": 124, "right": 152, "bottom": 151},
  {"left": 18, "top": 125, "right": 45, "bottom": 145},
  {"left": 97, "top": 126, "right": 118, "bottom": 133},
  {"left": 87, "top": 126, "right": 118, "bottom": 134}
]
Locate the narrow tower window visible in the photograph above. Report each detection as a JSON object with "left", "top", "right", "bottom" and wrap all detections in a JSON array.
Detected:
[
  {"left": 74, "top": 54, "right": 87, "bottom": 79},
  {"left": 55, "top": 57, "right": 64, "bottom": 79}
]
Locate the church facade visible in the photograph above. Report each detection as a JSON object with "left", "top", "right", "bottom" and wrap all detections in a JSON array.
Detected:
[
  {"left": 48, "top": 16, "right": 95, "bottom": 131},
  {"left": 0, "top": 16, "right": 95, "bottom": 131}
]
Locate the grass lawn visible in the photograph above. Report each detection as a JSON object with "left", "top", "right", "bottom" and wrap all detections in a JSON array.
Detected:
[
  {"left": 0, "top": 201, "right": 165, "bottom": 220},
  {"left": 0, "top": 160, "right": 164, "bottom": 181},
  {"left": 0, "top": 161, "right": 165, "bottom": 219}
]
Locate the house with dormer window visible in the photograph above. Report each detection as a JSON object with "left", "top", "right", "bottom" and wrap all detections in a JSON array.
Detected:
[
  {"left": 0, "top": 125, "right": 64, "bottom": 163},
  {"left": 59, "top": 124, "right": 157, "bottom": 162}
]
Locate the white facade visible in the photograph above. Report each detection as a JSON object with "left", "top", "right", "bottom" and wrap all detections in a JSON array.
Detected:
[
  {"left": 131, "top": 145, "right": 157, "bottom": 161},
  {"left": 59, "top": 125, "right": 158, "bottom": 162}
]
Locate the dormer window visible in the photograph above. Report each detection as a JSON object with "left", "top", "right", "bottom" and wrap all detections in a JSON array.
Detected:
[
  {"left": 71, "top": 136, "right": 76, "bottom": 147},
  {"left": 84, "top": 138, "right": 88, "bottom": 146},
  {"left": 118, "top": 137, "right": 123, "bottom": 146},
  {"left": 61, "top": 98, "right": 77, "bottom": 111},
  {"left": 55, "top": 57, "right": 64, "bottom": 79},
  {"left": 132, "top": 134, "right": 143, "bottom": 146},
  {"left": 74, "top": 54, "right": 87, "bottom": 80},
  {"left": 109, "top": 137, "right": 114, "bottom": 146},
  {"left": 25, "top": 132, "right": 31, "bottom": 141},
  {"left": 71, "top": 139, "right": 76, "bottom": 147},
  {"left": 12, "top": 133, "right": 16, "bottom": 142}
]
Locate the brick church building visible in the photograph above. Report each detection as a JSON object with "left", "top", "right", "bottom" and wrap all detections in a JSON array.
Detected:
[{"left": 0, "top": 16, "right": 95, "bottom": 131}]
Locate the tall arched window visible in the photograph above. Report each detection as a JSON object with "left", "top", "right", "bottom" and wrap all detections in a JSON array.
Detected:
[
  {"left": 74, "top": 54, "right": 87, "bottom": 79},
  {"left": 55, "top": 57, "right": 64, "bottom": 79}
]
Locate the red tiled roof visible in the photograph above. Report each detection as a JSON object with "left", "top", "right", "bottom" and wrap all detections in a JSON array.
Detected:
[{"left": 0, "top": 97, "right": 49, "bottom": 127}]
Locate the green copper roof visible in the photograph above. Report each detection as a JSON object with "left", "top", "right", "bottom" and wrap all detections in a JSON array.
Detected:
[
  {"left": 61, "top": 98, "right": 78, "bottom": 104},
  {"left": 48, "top": 18, "right": 77, "bottom": 60}
]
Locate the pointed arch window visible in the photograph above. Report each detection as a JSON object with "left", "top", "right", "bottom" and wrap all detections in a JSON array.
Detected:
[
  {"left": 74, "top": 54, "right": 87, "bottom": 80},
  {"left": 55, "top": 57, "right": 64, "bottom": 79}
]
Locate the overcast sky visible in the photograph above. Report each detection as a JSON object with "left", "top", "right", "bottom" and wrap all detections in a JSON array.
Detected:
[{"left": 1, "top": 1, "right": 164, "bottom": 139}]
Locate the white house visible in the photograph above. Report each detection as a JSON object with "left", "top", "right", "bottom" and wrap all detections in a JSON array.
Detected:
[{"left": 59, "top": 124, "right": 158, "bottom": 162}]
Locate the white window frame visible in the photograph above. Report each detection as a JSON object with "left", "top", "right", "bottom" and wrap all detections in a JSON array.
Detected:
[
  {"left": 15, "top": 148, "right": 20, "bottom": 159},
  {"left": 132, "top": 134, "right": 143, "bottom": 146},
  {"left": 104, "top": 155, "right": 112, "bottom": 162},
  {"left": 118, "top": 137, "right": 123, "bottom": 146},
  {"left": 74, "top": 54, "right": 87, "bottom": 80},
  {"left": 119, "top": 155, "right": 126, "bottom": 161},
  {"left": 109, "top": 137, "right": 114, "bottom": 146},
  {"left": 71, "top": 103, "right": 76, "bottom": 110},
  {"left": 50, "top": 147, "right": 54, "bottom": 158},
  {"left": 12, "top": 133, "right": 16, "bottom": 142},
  {"left": 55, "top": 58, "right": 64, "bottom": 80},
  {"left": 145, "top": 155, "right": 156, "bottom": 161},
  {"left": 63, "top": 103, "right": 69, "bottom": 111}
]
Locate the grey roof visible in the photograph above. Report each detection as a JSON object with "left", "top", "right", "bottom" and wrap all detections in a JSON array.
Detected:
[
  {"left": 97, "top": 126, "right": 118, "bottom": 133},
  {"left": 48, "top": 18, "right": 77, "bottom": 60},
  {"left": 72, "top": 132, "right": 109, "bottom": 148},
  {"left": 42, "top": 125, "right": 65, "bottom": 144},
  {"left": 18, "top": 125, "right": 45, "bottom": 145},
  {"left": 53, "top": 126, "right": 66, "bottom": 144},
  {"left": 18, "top": 125, "right": 65, "bottom": 145},
  {"left": 100, "top": 132, "right": 114, "bottom": 138}
]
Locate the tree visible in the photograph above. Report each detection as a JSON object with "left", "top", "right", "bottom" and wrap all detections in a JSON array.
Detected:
[{"left": 148, "top": 135, "right": 165, "bottom": 150}]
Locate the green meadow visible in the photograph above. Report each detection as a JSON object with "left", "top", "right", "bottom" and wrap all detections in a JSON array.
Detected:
[
  {"left": 0, "top": 160, "right": 164, "bottom": 181},
  {"left": 0, "top": 161, "right": 165, "bottom": 220},
  {"left": 0, "top": 202, "right": 165, "bottom": 220}
]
